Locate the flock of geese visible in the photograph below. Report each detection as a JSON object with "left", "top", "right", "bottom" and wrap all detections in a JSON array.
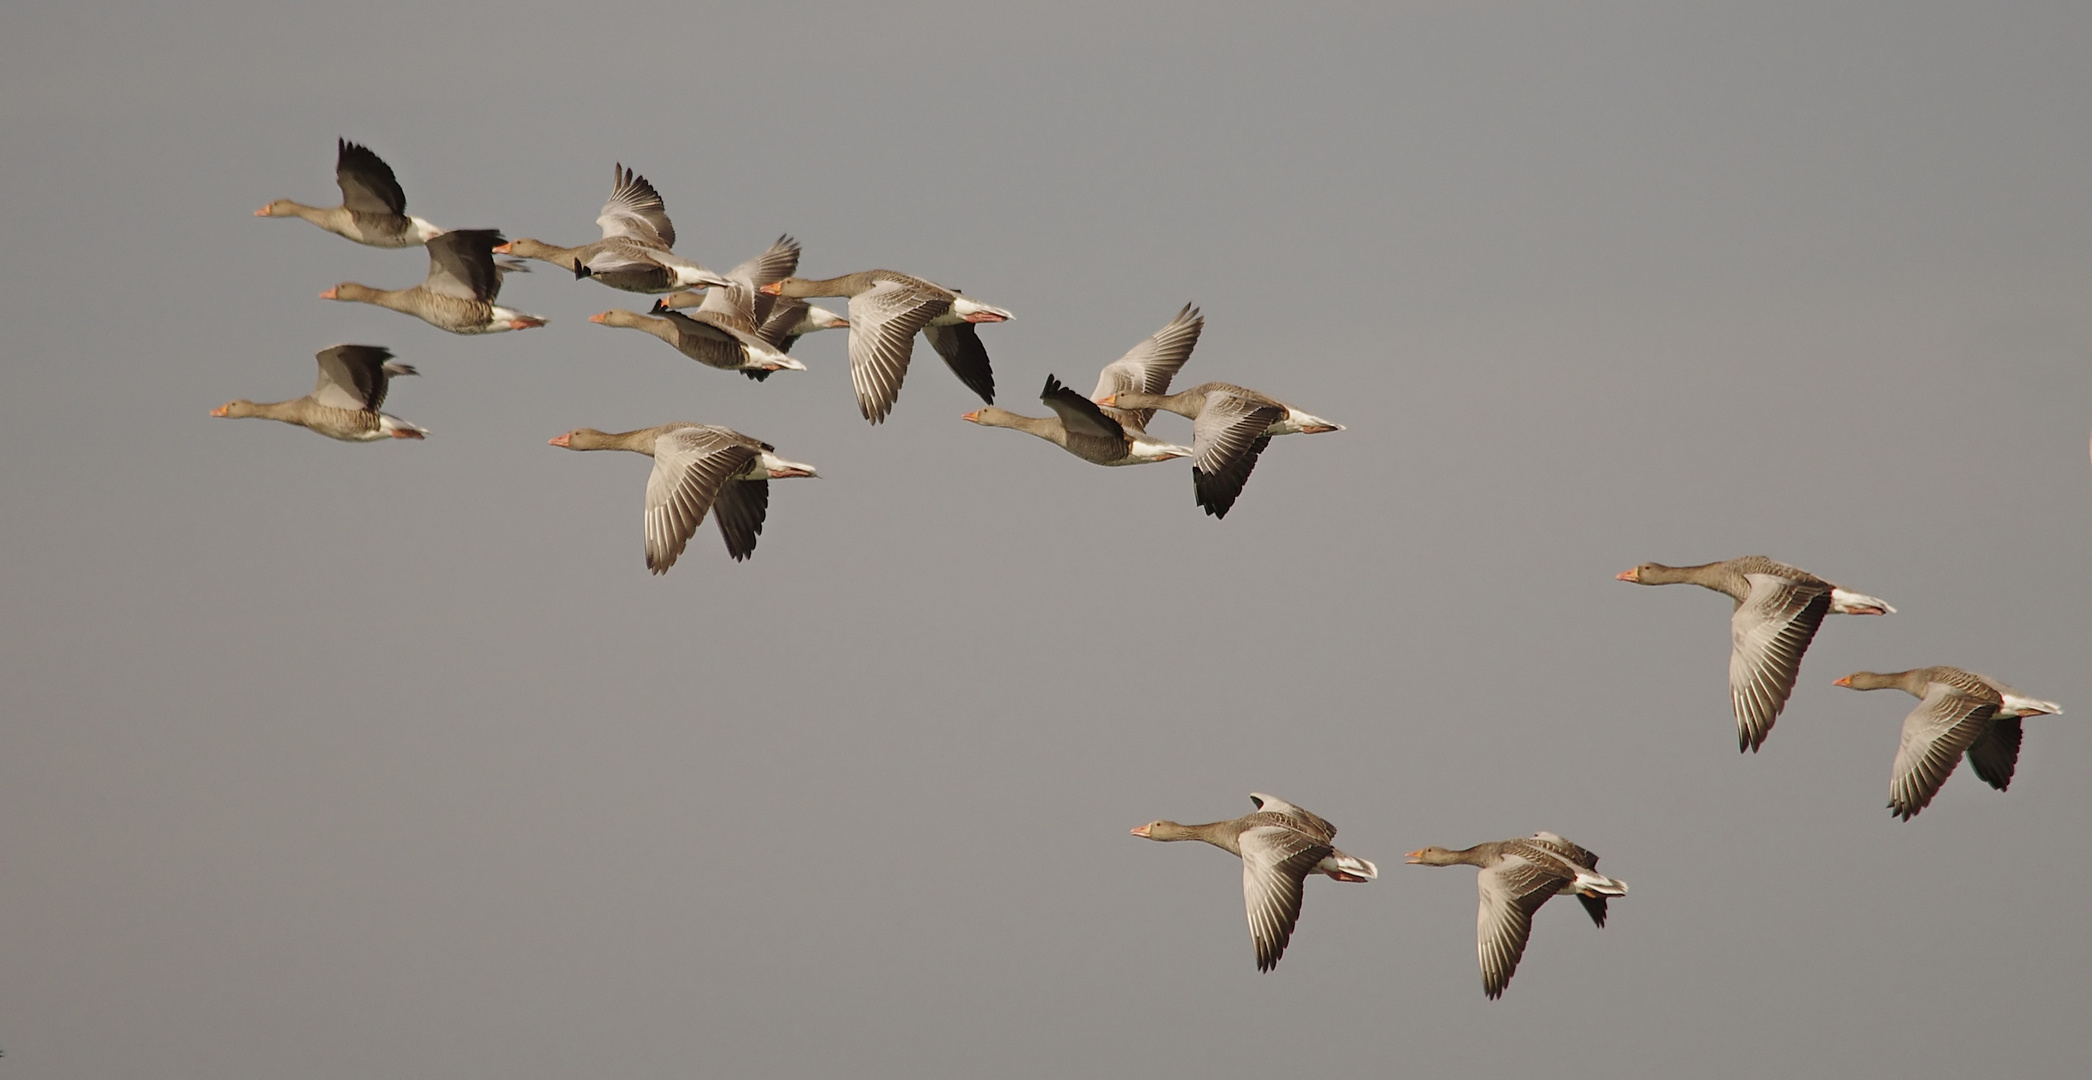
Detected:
[{"left": 214, "top": 140, "right": 2068, "bottom": 999}]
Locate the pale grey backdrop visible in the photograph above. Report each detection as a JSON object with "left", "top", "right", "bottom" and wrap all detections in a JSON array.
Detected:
[{"left": 4, "top": 3, "right": 2090, "bottom": 1077}]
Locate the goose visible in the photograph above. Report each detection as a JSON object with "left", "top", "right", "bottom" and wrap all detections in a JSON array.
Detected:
[
  {"left": 654, "top": 292, "right": 847, "bottom": 345},
  {"left": 1095, "top": 382, "right": 1343, "bottom": 519},
  {"left": 1405, "top": 833, "right": 1628, "bottom": 1000},
  {"left": 1617, "top": 557, "right": 1894, "bottom": 751},
  {"left": 546, "top": 423, "right": 817, "bottom": 574},
  {"left": 759, "top": 271, "right": 1009, "bottom": 423},
  {"left": 590, "top": 236, "right": 814, "bottom": 379},
  {"left": 964, "top": 376, "right": 1194, "bottom": 467},
  {"left": 321, "top": 229, "right": 547, "bottom": 334},
  {"left": 1833, "top": 667, "right": 2063, "bottom": 820},
  {"left": 494, "top": 164, "right": 731, "bottom": 293},
  {"left": 589, "top": 310, "right": 806, "bottom": 379},
  {"left": 255, "top": 138, "right": 444, "bottom": 248},
  {"left": 1131, "top": 793, "right": 1377, "bottom": 972},
  {"left": 210, "top": 345, "right": 426, "bottom": 441}
]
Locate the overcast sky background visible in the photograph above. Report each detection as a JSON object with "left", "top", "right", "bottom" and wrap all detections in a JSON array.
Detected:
[{"left": 4, "top": 2, "right": 2091, "bottom": 1077}]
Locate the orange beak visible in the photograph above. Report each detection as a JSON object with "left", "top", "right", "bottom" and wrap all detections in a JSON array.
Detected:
[
  {"left": 1404, "top": 850, "right": 1427, "bottom": 863},
  {"left": 1097, "top": 393, "right": 1119, "bottom": 407},
  {"left": 1832, "top": 675, "right": 1853, "bottom": 687},
  {"left": 319, "top": 287, "right": 338, "bottom": 300},
  {"left": 253, "top": 205, "right": 272, "bottom": 217},
  {"left": 961, "top": 410, "right": 982, "bottom": 423},
  {"left": 209, "top": 404, "right": 230, "bottom": 417},
  {"left": 588, "top": 312, "right": 609, "bottom": 324},
  {"left": 1129, "top": 825, "right": 1151, "bottom": 838},
  {"left": 758, "top": 282, "right": 782, "bottom": 295},
  {"left": 547, "top": 433, "right": 572, "bottom": 448},
  {"left": 492, "top": 242, "right": 512, "bottom": 254},
  {"left": 1616, "top": 568, "right": 1640, "bottom": 582}
]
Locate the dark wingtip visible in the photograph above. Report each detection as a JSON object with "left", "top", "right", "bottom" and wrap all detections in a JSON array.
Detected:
[{"left": 573, "top": 262, "right": 592, "bottom": 280}]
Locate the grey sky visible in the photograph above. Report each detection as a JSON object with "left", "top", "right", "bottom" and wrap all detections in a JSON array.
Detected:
[{"left": 5, "top": 2, "right": 2091, "bottom": 1077}]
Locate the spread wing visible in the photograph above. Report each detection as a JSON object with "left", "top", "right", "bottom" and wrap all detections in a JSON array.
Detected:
[
  {"left": 311, "top": 345, "right": 393, "bottom": 411},
  {"left": 1192, "top": 434, "right": 1270, "bottom": 519},
  {"left": 1477, "top": 855, "right": 1569, "bottom": 999},
  {"left": 1039, "top": 374, "right": 1124, "bottom": 441},
  {"left": 1094, "top": 303, "right": 1203, "bottom": 429},
  {"left": 598, "top": 163, "right": 675, "bottom": 246},
  {"left": 1238, "top": 825, "right": 1333, "bottom": 973},
  {"left": 1888, "top": 683, "right": 1999, "bottom": 820},
  {"left": 423, "top": 229, "right": 504, "bottom": 301},
  {"left": 711, "top": 478, "right": 770, "bottom": 562},
  {"left": 335, "top": 139, "right": 407, "bottom": 216},
  {"left": 1727, "top": 574, "right": 1833, "bottom": 752},
  {"left": 641, "top": 427, "right": 760, "bottom": 574},
  {"left": 1964, "top": 715, "right": 2023, "bottom": 792},
  {"left": 922, "top": 322, "right": 997, "bottom": 404},
  {"left": 846, "top": 279, "right": 950, "bottom": 423},
  {"left": 726, "top": 235, "right": 800, "bottom": 287}
]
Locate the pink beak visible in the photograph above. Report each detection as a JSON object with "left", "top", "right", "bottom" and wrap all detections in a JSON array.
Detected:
[
  {"left": 1616, "top": 568, "right": 1640, "bottom": 582},
  {"left": 1832, "top": 675, "right": 1853, "bottom": 687},
  {"left": 1129, "top": 825, "right": 1151, "bottom": 838},
  {"left": 547, "top": 433, "right": 572, "bottom": 448},
  {"left": 961, "top": 410, "right": 982, "bottom": 423},
  {"left": 319, "top": 287, "right": 338, "bottom": 300}
]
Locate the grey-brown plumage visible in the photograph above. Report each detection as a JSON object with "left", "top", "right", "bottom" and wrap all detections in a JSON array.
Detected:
[
  {"left": 496, "top": 164, "right": 732, "bottom": 293},
  {"left": 546, "top": 423, "right": 818, "bottom": 574},
  {"left": 1406, "top": 833, "right": 1628, "bottom": 999},
  {"left": 322, "top": 229, "right": 548, "bottom": 334},
  {"left": 1131, "top": 793, "right": 1378, "bottom": 973},
  {"left": 1099, "top": 378, "right": 1342, "bottom": 519},
  {"left": 1618, "top": 556, "right": 1895, "bottom": 751},
  {"left": 764, "top": 271, "right": 1011, "bottom": 423},
  {"left": 210, "top": 345, "right": 427, "bottom": 441},
  {"left": 1834, "top": 666, "right": 2062, "bottom": 819},
  {"left": 962, "top": 308, "right": 1201, "bottom": 468},
  {"left": 255, "top": 139, "right": 445, "bottom": 248}
]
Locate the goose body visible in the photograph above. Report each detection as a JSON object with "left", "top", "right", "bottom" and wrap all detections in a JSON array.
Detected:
[
  {"left": 256, "top": 139, "right": 443, "bottom": 248},
  {"left": 210, "top": 345, "right": 427, "bottom": 441},
  {"left": 546, "top": 423, "right": 817, "bottom": 574},
  {"left": 1834, "top": 666, "right": 2063, "bottom": 819},
  {"left": 495, "top": 164, "right": 731, "bottom": 293},
  {"left": 1617, "top": 556, "right": 1894, "bottom": 751},
  {"left": 322, "top": 229, "right": 546, "bottom": 335},
  {"left": 962, "top": 305, "right": 1202, "bottom": 467},
  {"left": 1406, "top": 833, "right": 1627, "bottom": 999},
  {"left": 1131, "top": 793, "right": 1377, "bottom": 972},
  {"left": 1098, "top": 381, "right": 1343, "bottom": 519},
  {"left": 762, "top": 271, "right": 1008, "bottom": 423}
]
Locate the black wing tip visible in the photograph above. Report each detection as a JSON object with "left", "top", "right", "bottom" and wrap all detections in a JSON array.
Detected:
[
  {"left": 573, "top": 262, "right": 593, "bottom": 280},
  {"left": 1040, "top": 373, "right": 1067, "bottom": 398}
]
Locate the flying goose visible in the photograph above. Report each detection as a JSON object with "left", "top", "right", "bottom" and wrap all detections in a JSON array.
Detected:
[
  {"left": 1405, "top": 833, "right": 1628, "bottom": 1000},
  {"left": 546, "top": 423, "right": 817, "bottom": 574},
  {"left": 964, "top": 375, "right": 1193, "bottom": 467},
  {"left": 210, "top": 345, "right": 426, "bottom": 441},
  {"left": 760, "top": 271, "right": 1009, "bottom": 423},
  {"left": 653, "top": 291, "right": 848, "bottom": 355},
  {"left": 590, "top": 236, "right": 814, "bottom": 379},
  {"left": 321, "top": 229, "right": 547, "bottom": 335},
  {"left": 1833, "top": 667, "right": 2063, "bottom": 820},
  {"left": 1131, "top": 793, "right": 1377, "bottom": 972},
  {"left": 1617, "top": 556, "right": 1894, "bottom": 751},
  {"left": 255, "top": 139, "right": 445, "bottom": 248},
  {"left": 1095, "top": 382, "right": 1343, "bottom": 519},
  {"left": 495, "top": 164, "right": 731, "bottom": 293},
  {"left": 961, "top": 306, "right": 1202, "bottom": 465}
]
